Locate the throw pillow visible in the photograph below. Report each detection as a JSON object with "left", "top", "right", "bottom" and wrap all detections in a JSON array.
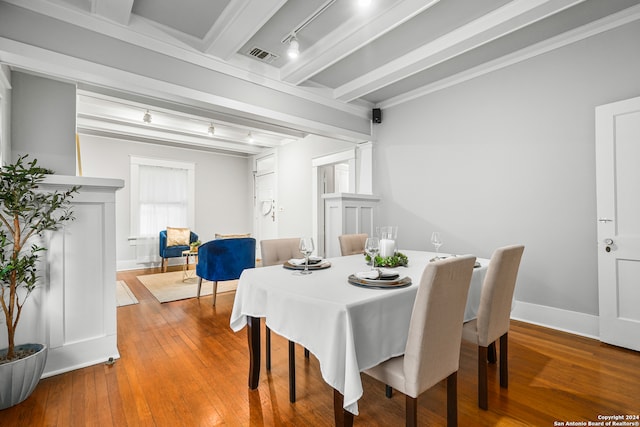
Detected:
[
  {"left": 216, "top": 233, "right": 251, "bottom": 239},
  {"left": 215, "top": 233, "right": 251, "bottom": 239},
  {"left": 166, "top": 227, "right": 190, "bottom": 246}
]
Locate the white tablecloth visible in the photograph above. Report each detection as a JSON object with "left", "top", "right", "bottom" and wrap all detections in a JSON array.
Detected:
[{"left": 230, "top": 250, "right": 488, "bottom": 415}]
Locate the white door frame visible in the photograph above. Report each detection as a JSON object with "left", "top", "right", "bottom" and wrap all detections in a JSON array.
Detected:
[{"left": 312, "top": 149, "right": 356, "bottom": 257}]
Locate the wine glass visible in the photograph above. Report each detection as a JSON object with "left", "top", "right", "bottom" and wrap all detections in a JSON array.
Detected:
[
  {"left": 299, "top": 237, "right": 314, "bottom": 275},
  {"left": 430, "top": 232, "right": 443, "bottom": 259},
  {"left": 364, "top": 237, "right": 380, "bottom": 270}
]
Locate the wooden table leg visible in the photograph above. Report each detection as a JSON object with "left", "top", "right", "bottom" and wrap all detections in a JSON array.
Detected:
[
  {"left": 289, "top": 341, "right": 296, "bottom": 403},
  {"left": 333, "top": 389, "right": 354, "bottom": 427},
  {"left": 247, "top": 315, "right": 261, "bottom": 389}
]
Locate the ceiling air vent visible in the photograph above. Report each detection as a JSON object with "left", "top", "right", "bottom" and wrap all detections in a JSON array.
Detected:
[{"left": 247, "top": 47, "right": 279, "bottom": 64}]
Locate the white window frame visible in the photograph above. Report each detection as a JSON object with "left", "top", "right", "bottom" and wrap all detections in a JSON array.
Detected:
[{"left": 129, "top": 156, "right": 195, "bottom": 238}]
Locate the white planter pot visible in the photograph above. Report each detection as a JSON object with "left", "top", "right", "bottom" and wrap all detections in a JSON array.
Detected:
[{"left": 0, "top": 343, "right": 48, "bottom": 410}]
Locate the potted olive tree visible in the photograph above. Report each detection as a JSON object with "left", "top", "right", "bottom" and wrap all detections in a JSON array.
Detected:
[{"left": 0, "top": 155, "right": 78, "bottom": 409}]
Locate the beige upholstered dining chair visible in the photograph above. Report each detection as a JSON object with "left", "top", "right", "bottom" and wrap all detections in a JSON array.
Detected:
[
  {"left": 363, "top": 255, "right": 476, "bottom": 427},
  {"left": 260, "top": 237, "right": 300, "bottom": 267},
  {"left": 259, "top": 237, "right": 306, "bottom": 403},
  {"left": 337, "top": 233, "right": 368, "bottom": 256},
  {"left": 461, "top": 244, "right": 524, "bottom": 410}
]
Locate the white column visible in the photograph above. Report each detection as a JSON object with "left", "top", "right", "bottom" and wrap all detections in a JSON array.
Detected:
[{"left": 356, "top": 141, "right": 373, "bottom": 194}]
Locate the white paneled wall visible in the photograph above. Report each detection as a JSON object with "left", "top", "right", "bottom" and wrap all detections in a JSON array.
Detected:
[
  {"left": 323, "top": 193, "right": 379, "bottom": 258},
  {"left": 41, "top": 175, "right": 123, "bottom": 376}
]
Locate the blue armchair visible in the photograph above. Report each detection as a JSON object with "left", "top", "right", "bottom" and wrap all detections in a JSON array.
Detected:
[
  {"left": 159, "top": 229, "right": 199, "bottom": 272},
  {"left": 196, "top": 237, "right": 256, "bottom": 306}
]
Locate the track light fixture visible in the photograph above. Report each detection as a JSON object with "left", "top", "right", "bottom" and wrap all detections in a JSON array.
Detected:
[
  {"left": 207, "top": 123, "right": 215, "bottom": 136},
  {"left": 282, "top": 0, "right": 342, "bottom": 60},
  {"left": 287, "top": 34, "right": 300, "bottom": 59},
  {"left": 142, "top": 109, "right": 152, "bottom": 124},
  {"left": 246, "top": 132, "right": 254, "bottom": 143}
]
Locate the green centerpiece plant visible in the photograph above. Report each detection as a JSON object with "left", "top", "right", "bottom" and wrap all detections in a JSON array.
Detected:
[
  {"left": 365, "top": 251, "right": 409, "bottom": 268},
  {"left": 0, "top": 155, "right": 78, "bottom": 365}
]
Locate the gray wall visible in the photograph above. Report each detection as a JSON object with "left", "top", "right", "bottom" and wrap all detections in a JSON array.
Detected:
[
  {"left": 79, "top": 134, "right": 252, "bottom": 270},
  {"left": 11, "top": 72, "right": 76, "bottom": 174},
  {"left": 0, "top": 65, "right": 10, "bottom": 165},
  {"left": 374, "top": 21, "right": 640, "bottom": 317}
]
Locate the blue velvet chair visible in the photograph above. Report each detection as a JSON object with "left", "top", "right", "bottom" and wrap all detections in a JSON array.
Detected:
[
  {"left": 196, "top": 237, "right": 256, "bottom": 306},
  {"left": 159, "top": 229, "right": 199, "bottom": 272}
]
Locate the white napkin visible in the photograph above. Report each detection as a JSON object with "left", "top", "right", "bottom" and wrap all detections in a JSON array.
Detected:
[
  {"left": 355, "top": 270, "right": 380, "bottom": 279},
  {"left": 289, "top": 256, "right": 323, "bottom": 266},
  {"left": 355, "top": 268, "right": 399, "bottom": 280},
  {"left": 378, "top": 268, "right": 399, "bottom": 278}
]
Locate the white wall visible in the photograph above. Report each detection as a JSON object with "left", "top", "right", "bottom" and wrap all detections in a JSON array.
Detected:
[
  {"left": 276, "top": 135, "right": 356, "bottom": 238},
  {"left": 374, "top": 21, "right": 640, "bottom": 325},
  {"left": 79, "top": 134, "right": 252, "bottom": 270}
]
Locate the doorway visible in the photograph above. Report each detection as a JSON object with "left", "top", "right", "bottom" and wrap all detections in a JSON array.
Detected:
[
  {"left": 254, "top": 154, "right": 277, "bottom": 259},
  {"left": 312, "top": 149, "right": 356, "bottom": 257},
  {"left": 595, "top": 95, "right": 640, "bottom": 351}
]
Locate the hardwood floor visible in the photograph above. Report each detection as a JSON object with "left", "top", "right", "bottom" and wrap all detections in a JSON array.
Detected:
[{"left": 2, "top": 267, "right": 639, "bottom": 426}]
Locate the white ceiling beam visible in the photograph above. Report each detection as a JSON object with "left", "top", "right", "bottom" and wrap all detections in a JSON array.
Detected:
[
  {"left": 76, "top": 91, "right": 294, "bottom": 147},
  {"left": 333, "top": 0, "right": 586, "bottom": 102},
  {"left": 280, "top": 0, "right": 439, "bottom": 85},
  {"left": 1, "top": 0, "right": 370, "bottom": 118},
  {"left": 0, "top": 34, "right": 371, "bottom": 142},
  {"left": 203, "top": 0, "right": 287, "bottom": 60},
  {"left": 92, "top": 0, "right": 133, "bottom": 26},
  {"left": 77, "top": 116, "right": 267, "bottom": 155},
  {"left": 379, "top": 3, "right": 640, "bottom": 109}
]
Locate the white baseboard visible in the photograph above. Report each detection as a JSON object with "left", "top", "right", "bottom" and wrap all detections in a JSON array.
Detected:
[
  {"left": 511, "top": 300, "right": 600, "bottom": 340},
  {"left": 117, "top": 258, "right": 182, "bottom": 271},
  {"left": 117, "top": 259, "right": 158, "bottom": 271},
  {"left": 43, "top": 335, "right": 120, "bottom": 378}
]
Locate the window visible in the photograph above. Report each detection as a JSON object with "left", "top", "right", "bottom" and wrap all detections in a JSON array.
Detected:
[{"left": 130, "top": 156, "right": 195, "bottom": 238}]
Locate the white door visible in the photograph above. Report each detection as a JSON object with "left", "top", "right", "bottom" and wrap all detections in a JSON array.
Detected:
[
  {"left": 255, "top": 171, "right": 277, "bottom": 258},
  {"left": 595, "top": 96, "right": 640, "bottom": 351}
]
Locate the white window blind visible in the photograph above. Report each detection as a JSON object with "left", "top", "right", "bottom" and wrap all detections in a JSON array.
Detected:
[
  {"left": 138, "top": 164, "right": 188, "bottom": 235},
  {"left": 130, "top": 156, "right": 195, "bottom": 238}
]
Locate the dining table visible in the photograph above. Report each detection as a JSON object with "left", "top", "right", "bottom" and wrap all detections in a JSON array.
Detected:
[{"left": 229, "top": 250, "right": 489, "bottom": 424}]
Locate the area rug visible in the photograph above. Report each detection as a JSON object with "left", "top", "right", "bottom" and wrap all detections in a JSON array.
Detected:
[
  {"left": 116, "top": 280, "right": 139, "bottom": 307},
  {"left": 136, "top": 270, "right": 238, "bottom": 303}
]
